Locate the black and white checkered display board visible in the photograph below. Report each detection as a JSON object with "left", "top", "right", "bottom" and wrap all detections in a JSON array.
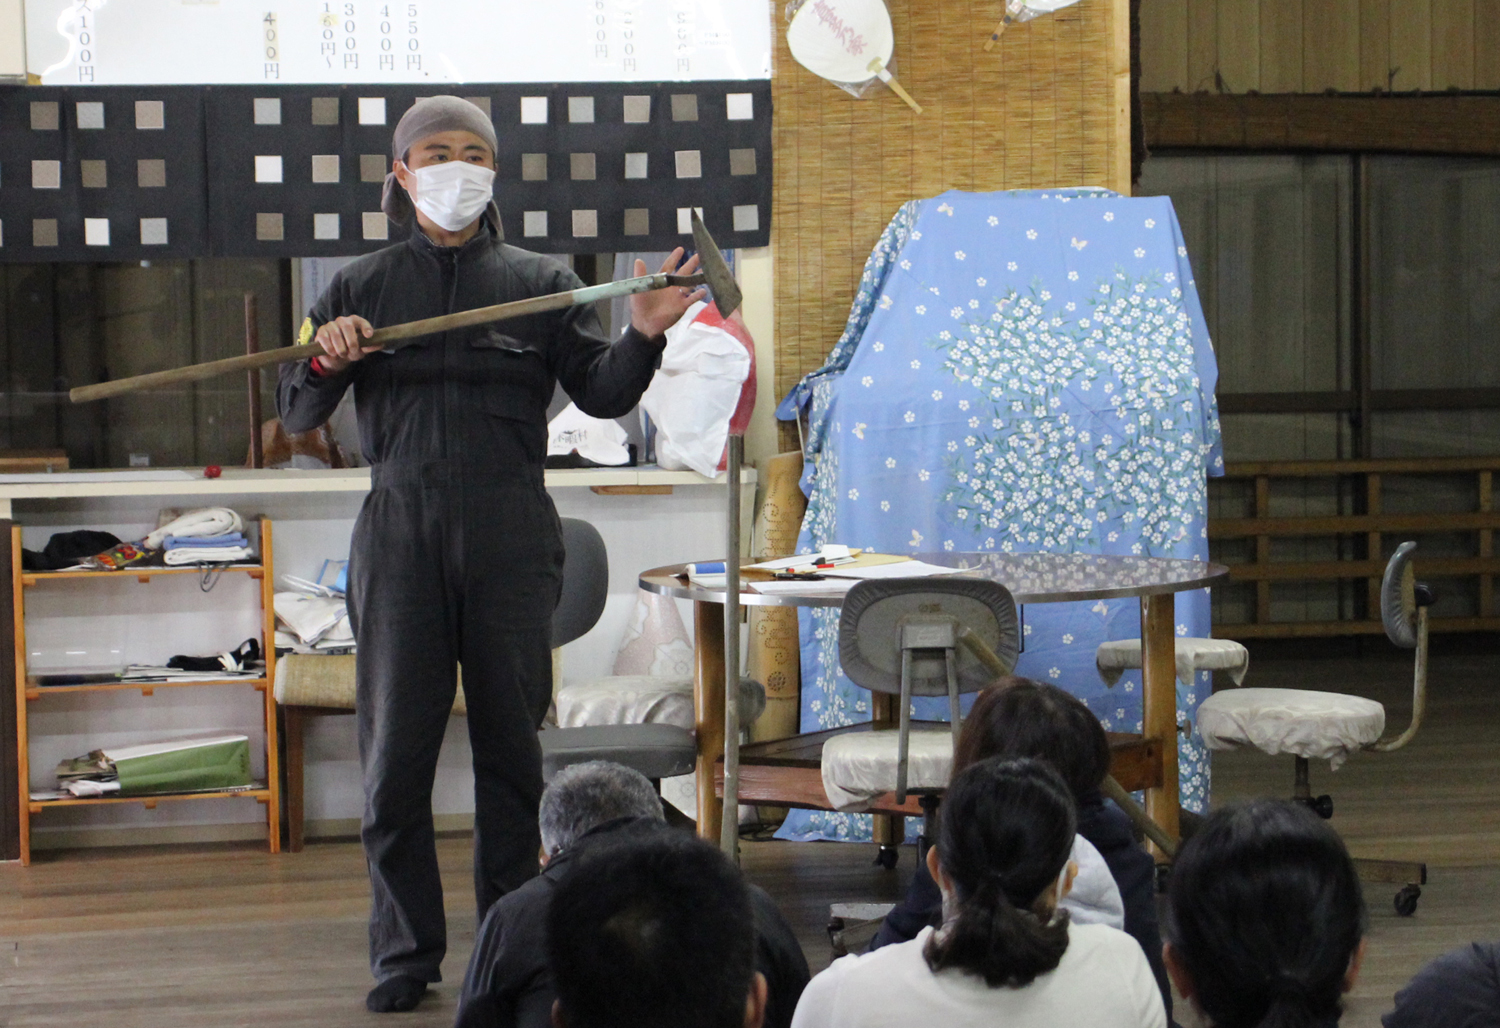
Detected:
[{"left": 0, "top": 81, "right": 771, "bottom": 261}]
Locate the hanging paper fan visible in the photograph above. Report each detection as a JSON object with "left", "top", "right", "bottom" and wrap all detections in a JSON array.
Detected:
[
  {"left": 785, "top": 0, "right": 923, "bottom": 113},
  {"left": 985, "top": 0, "right": 1084, "bottom": 51}
]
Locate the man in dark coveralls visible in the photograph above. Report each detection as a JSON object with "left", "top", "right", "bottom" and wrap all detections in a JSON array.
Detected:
[{"left": 276, "top": 96, "right": 704, "bottom": 1014}]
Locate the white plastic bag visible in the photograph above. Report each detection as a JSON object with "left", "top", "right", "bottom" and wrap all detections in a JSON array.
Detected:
[{"left": 640, "top": 302, "right": 755, "bottom": 478}]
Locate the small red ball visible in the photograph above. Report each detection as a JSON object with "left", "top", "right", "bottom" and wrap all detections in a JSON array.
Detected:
[{"left": 204, "top": 465, "right": 222, "bottom": 479}]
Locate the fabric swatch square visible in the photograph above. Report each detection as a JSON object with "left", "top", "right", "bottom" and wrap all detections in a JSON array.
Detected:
[
  {"left": 31, "top": 160, "right": 61, "bottom": 189},
  {"left": 255, "top": 155, "right": 284, "bottom": 183},
  {"left": 572, "top": 210, "right": 598, "bottom": 237},
  {"left": 33, "top": 219, "right": 58, "bottom": 247},
  {"left": 314, "top": 213, "right": 340, "bottom": 240},
  {"left": 729, "top": 148, "right": 758, "bottom": 176},
  {"left": 312, "top": 155, "right": 341, "bottom": 183},
  {"left": 568, "top": 96, "right": 595, "bottom": 123},
  {"left": 570, "top": 153, "right": 596, "bottom": 181},
  {"left": 726, "top": 93, "right": 754, "bottom": 120},
  {"left": 256, "top": 213, "right": 284, "bottom": 241},
  {"left": 733, "top": 204, "right": 759, "bottom": 232},
  {"left": 674, "top": 150, "right": 702, "bottom": 179},
  {"left": 140, "top": 218, "right": 169, "bottom": 245},
  {"left": 358, "top": 97, "right": 387, "bottom": 125},
  {"left": 81, "top": 160, "right": 108, "bottom": 189},
  {"left": 520, "top": 97, "right": 548, "bottom": 124},
  {"left": 76, "top": 101, "right": 105, "bottom": 129},
  {"left": 138, "top": 159, "right": 167, "bottom": 188},
  {"left": 624, "top": 152, "right": 649, "bottom": 180},
  {"left": 623, "top": 208, "right": 650, "bottom": 236},
  {"left": 311, "top": 97, "right": 340, "bottom": 125},
  {"left": 523, "top": 211, "right": 548, "bottom": 237},
  {"left": 362, "top": 212, "right": 389, "bottom": 240},
  {"left": 623, "top": 95, "right": 652, "bottom": 123},
  {"left": 465, "top": 96, "right": 493, "bottom": 117},
  {"left": 84, "top": 218, "right": 110, "bottom": 246},
  {"left": 254, "top": 97, "right": 282, "bottom": 125},
  {"left": 676, "top": 207, "right": 702, "bottom": 234},
  {"left": 521, "top": 153, "right": 548, "bottom": 181},
  {"left": 30, "top": 101, "right": 59, "bottom": 130},
  {"left": 135, "top": 100, "right": 165, "bottom": 129},
  {"left": 670, "top": 94, "right": 698, "bottom": 121},
  {"left": 360, "top": 154, "right": 387, "bottom": 182}
]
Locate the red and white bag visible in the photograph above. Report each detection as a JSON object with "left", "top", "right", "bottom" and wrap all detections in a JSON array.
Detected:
[{"left": 640, "top": 301, "right": 757, "bottom": 477}]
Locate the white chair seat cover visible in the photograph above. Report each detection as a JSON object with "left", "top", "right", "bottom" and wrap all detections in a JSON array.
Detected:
[
  {"left": 819, "top": 729, "right": 954, "bottom": 812},
  {"left": 1196, "top": 687, "right": 1385, "bottom": 769},
  {"left": 1096, "top": 637, "right": 1250, "bottom": 688},
  {"left": 556, "top": 676, "right": 696, "bottom": 732}
]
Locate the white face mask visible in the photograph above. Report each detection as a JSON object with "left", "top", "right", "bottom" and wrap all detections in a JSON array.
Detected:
[{"left": 403, "top": 160, "right": 496, "bottom": 232}]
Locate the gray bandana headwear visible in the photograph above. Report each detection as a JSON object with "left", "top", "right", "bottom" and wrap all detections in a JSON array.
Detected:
[{"left": 381, "top": 95, "right": 503, "bottom": 237}]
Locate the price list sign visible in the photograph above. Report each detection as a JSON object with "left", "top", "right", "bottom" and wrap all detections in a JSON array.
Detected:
[{"left": 25, "top": 0, "right": 771, "bottom": 85}]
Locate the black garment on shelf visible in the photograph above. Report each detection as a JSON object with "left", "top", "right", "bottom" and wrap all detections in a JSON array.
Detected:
[
  {"left": 21, "top": 530, "right": 121, "bottom": 571},
  {"left": 453, "top": 817, "right": 810, "bottom": 1028},
  {"left": 867, "top": 793, "right": 1174, "bottom": 1024},
  {"left": 166, "top": 637, "right": 261, "bottom": 673},
  {"left": 277, "top": 221, "right": 664, "bottom": 987}
]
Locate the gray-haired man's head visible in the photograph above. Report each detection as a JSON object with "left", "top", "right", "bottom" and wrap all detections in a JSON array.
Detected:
[{"left": 539, "top": 761, "right": 665, "bottom": 857}]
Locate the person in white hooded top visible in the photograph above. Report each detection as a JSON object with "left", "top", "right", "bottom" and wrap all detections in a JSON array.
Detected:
[{"left": 791, "top": 757, "right": 1164, "bottom": 1028}]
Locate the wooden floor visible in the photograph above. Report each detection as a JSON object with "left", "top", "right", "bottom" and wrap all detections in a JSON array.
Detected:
[{"left": 1, "top": 649, "right": 1497, "bottom": 1028}]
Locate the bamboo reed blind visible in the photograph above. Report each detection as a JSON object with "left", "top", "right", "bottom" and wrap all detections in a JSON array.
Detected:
[{"left": 770, "top": 0, "right": 1131, "bottom": 410}]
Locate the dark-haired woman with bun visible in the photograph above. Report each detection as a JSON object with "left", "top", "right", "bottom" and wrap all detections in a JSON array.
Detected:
[
  {"left": 791, "top": 758, "right": 1165, "bottom": 1028},
  {"left": 1164, "top": 799, "right": 1367, "bottom": 1028},
  {"left": 870, "top": 677, "right": 1171, "bottom": 1019}
]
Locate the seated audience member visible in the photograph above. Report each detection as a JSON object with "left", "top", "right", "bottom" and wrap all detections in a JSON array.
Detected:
[
  {"left": 1383, "top": 941, "right": 1500, "bottom": 1028},
  {"left": 792, "top": 757, "right": 1166, "bottom": 1028},
  {"left": 1164, "top": 800, "right": 1367, "bottom": 1028},
  {"left": 870, "top": 677, "right": 1170, "bottom": 1019},
  {"left": 548, "top": 829, "right": 768, "bottom": 1028},
  {"left": 454, "top": 761, "right": 807, "bottom": 1028}
]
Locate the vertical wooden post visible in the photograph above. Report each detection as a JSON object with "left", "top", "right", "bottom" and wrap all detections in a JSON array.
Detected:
[
  {"left": 11, "top": 525, "right": 30, "bottom": 865},
  {"left": 1254, "top": 475, "right": 1271, "bottom": 625},
  {"left": 1480, "top": 470, "right": 1493, "bottom": 618},
  {"left": 0, "top": 520, "right": 18, "bottom": 862},
  {"left": 1141, "top": 593, "right": 1179, "bottom": 859},
  {"left": 693, "top": 600, "right": 726, "bottom": 844},
  {"left": 259, "top": 518, "right": 280, "bottom": 853},
  {"left": 245, "top": 293, "right": 264, "bottom": 470},
  {"left": 1366, "top": 473, "right": 1383, "bottom": 620},
  {"left": 282, "top": 706, "right": 304, "bottom": 853}
]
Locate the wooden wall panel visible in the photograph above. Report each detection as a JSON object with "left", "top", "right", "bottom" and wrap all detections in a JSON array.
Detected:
[
  {"left": 1140, "top": 0, "right": 1189, "bottom": 91},
  {"left": 1217, "top": 0, "right": 1262, "bottom": 92},
  {"left": 1261, "top": 0, "right": 1306, "bottom": 93},
  {"left": 771, "top": 0, "right": 1128, "bottom": 401},
  {"left": 1388, "top": 0, "right": 1433, "bottom": 90},
  {"left": 1303, "top": 0, "right": 1362, "bottom": 92},
  {"left": 1143, "top": 0, "right": 1488, "bottom": 93},
  {"left": 1361, "top": 0, "right": 1394, "bottom": 89}
]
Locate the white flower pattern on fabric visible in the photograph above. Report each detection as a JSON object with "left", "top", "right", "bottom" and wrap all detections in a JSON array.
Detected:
[{"left": 777, "top": 191, "right": 1223, "bottom": 844}]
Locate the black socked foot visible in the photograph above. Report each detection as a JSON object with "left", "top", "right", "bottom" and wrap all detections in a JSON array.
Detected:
[{"left": 366, "top": 976, "right": 429, "bottom": 1013}]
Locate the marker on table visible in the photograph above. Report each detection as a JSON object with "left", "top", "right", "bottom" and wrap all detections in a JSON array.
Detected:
[{"left": 686, "top": 562, "right": 727, "bottom": 576}]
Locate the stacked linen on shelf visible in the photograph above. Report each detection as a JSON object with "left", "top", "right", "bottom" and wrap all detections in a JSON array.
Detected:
[
  {"left": 146, "top": 507, "right": 255, "bottom": 565},
  {"left": 163, "top": 532, "right": 254, "bottom": 565}
]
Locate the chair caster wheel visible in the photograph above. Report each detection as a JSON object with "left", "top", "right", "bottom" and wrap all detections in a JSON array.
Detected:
[
  {"left": 1295, "top": 794, "right": 1334, "bottom": 819},
  {"left": 1394, "top": 884, "right": 1421, "bottom": 917},
  {"left": 874, "top": 845, "right": 898, "bottom": 870}
]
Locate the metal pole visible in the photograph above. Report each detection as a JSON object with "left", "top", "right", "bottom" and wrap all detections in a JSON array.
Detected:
[
  {"left": 720, "top": 434, "right": 743, "bottom": 859},
  {"left": 245, "top": 292, "right": 263, "bottom": 469}
]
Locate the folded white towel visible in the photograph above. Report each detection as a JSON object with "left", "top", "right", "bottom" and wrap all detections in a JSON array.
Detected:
[
  {"left": 145, "top": 508, "right": 245, "bottom": 550},
  {"left": 163, "top": 546, "right": 253, "bottom": 565}
]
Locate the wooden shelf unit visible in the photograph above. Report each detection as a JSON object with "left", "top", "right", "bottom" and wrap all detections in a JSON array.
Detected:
[
  {"left": 1209, "top": 458, "right": 1500, "bottom": 639},
  {"left": 10, "top": 520, "right": 281, "bottom": 865}
]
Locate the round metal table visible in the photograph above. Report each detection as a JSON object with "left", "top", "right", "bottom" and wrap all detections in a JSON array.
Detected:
[{"left": 641, "top": 552, "right": 1229, "bottom": 847}]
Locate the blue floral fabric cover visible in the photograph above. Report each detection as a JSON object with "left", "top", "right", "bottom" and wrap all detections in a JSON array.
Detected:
[{"left": 774, "top": 188, "right": 1223, "bottom": 842}]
